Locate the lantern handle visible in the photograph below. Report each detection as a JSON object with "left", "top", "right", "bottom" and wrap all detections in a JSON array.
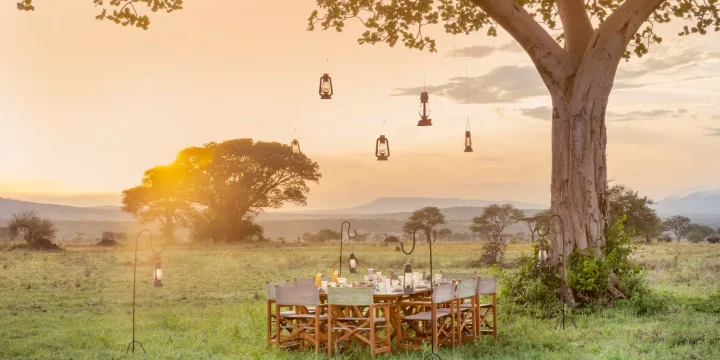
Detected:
[{"left": 338, "top": 221, "right": 357, "bottom": 276}]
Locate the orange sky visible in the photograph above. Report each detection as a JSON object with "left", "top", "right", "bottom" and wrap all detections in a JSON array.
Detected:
[{"left": 1, "top": 1, "right": 720, "bottom": 208}]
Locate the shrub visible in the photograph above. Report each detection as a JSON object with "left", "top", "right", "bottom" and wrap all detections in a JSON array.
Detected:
[
  {"left": 500, "top": 239, "right": 561, "bottom": 317},
  {"left": 624, "top": 291, "right": 674, "bottom": 316},
  {"left": 7, "top": 211, "right": 58, "bottom": 249},
  {"left": 481, "top": 236, "right": 507, "bottom": 266},
  {"left": 567, "top": 251, "right": 608, "bottom": 298}
]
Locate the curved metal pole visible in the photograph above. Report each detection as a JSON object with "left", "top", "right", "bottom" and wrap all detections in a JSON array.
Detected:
[
  {"left": 408, "top": 225, "right": 440, "bottom": 359},
  {"left": 149, "top": 231, "right": 163, "bottom": 255},
  {"left": 338, "top": 221, "right": 356, "bottom": 276},
  {"left": 126, "top": 229, "right": 151, "bottom": 356}
]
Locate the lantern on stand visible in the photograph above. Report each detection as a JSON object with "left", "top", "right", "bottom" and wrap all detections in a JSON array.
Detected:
[
  {"left": 403, "top": 263, "right": 414, "bottom": 294},
  {"left": 153, "top": 259, "right": 163, "bottom": 287},
  {"left": 291, "top": 139, "right": 301, "bottom": 154},
  {"left": 464, "top": 130, "right": 474, "bottom": 153},
  {"left": 375, "top": 135, "right": 390, "bottom": 161},
  {"left": 538, "top": 242, "right": 548, "bottom": 264},
  {"left": 319, "top": 73, "right": 333, "bottom": 99},
  {"left": 349, "top": 253, "right": 358, "bottom": 274},
  {"left": 417, "top": 91, "right": 432, "bottom": 126}
]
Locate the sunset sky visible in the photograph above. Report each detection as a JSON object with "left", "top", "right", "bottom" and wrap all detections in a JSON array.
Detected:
[{"left": 1, "top": 1, "right": 719, "bottom": 209}]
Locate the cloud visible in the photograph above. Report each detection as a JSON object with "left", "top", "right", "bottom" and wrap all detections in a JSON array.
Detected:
[
  {"left": 445, "top": 42, "right": 524, "bottom": 59},
  {"left": 517, "top": 107, "right": 689, "bottom": 122},
  {"left": 392, "top": 66, "right": 545, "bottom": 104},
  {"left": 446, "top": 45, "right": 495, "bottom": 59},
  {"left": 617, "top": 50, "right": 720, "bottom": 79},
  {"left": 705, "top": 128, "right": 720, "bottom": 136},
  {"left": 519, "top": 106, "right": 551, "bottom": 121}
]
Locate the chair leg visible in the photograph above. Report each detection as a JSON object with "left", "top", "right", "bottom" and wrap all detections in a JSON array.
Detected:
[
  {"left": 275, "top": 304, "right": 281, "bottom": 348},
  {"left": 492, "top": 294, "right": 498, "bottom": 338},
  {"left": 328, "top": 306, "right": 334, "bottom": 356},
  {"left": 267, "top": 302, "right": 272, "bottom": 345},
  {"left": 370, "top": 305, "right": 376, "bottom": 358},
  {"left": 386, "top": 304, "right": 392, "bottom": 355},
  {"left": 315, "top": 312, "right": 320, "bottom": 353}
]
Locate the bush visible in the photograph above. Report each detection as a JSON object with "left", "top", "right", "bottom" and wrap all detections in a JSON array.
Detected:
[
  {"left": 624, "top": 291, "right": 674, "bottom": 316},
  {"left": 481, "top": 236, "right": 507, "bottom": 266},
  {"left": 500, "top": 239, "right": 561, "bottom": 317},
  {"left": 567, "top": 251, "right": 608, "bottom": 298},
  {"left": 7, "top": 211, "right": 58, "bottom": 249}
]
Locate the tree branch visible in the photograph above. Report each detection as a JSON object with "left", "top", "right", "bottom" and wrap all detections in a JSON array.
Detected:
[
  {"left": 556, "top": 0, "right": 594, "bottom": 62},
  {"left": 469, "top": 0, "right": 574, "bottom": 89},
  {"left": 597, "top": 0, "right": 667, "bottom": 50}
]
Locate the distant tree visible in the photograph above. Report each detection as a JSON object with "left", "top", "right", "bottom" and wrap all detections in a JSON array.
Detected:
[
  {"left": 663, "top": 216, "right": 692, "bottom": 242},
  {"left": 403, "top": 206, "right": 450, "bottom": 243},
  {"left": 608, "top": 184, "right": 662, "bottom": 242},
  {"left": 191, "top": 215, "right": 264, "bottom": 243},
  {"left": 436, "top": 228, "right": 453, "bottom": 241},
  {"left": 16, "top": 0, "right": 183, "bottom": 30},
  {"left": 101, "top": 231, "right": 114, "bottom": 241},
  {"left": 8, "top": 210, "right": 56, "bottom": 246},
  {"left": 122, "top": 164, "right": 193, "bottom": 243},
  {"left": 306, "top": 229, "right": 341, "bottom": 243},
  {"left": 520, "top": 209, "right": 550, "bottom": 242},
  {"left": 0, "top": 226, "right": 9, "bottom": 241},
  {"left": 687, "top": 224, "right": 716, "bottom": 244},
  {"left": 177, "top": 139, "right": 321, "bottom": 243},
  {"left": 471, "top": 204, "right": 523, "bottom": 265}
]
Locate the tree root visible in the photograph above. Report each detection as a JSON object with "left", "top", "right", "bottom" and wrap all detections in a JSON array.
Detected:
[{"left": 607, "top": 273, "right": 627, "bottom": 299}]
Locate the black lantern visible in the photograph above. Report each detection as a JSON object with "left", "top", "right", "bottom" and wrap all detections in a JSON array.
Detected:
[
  {"left": 153, "top": 259, "right": 163, "bottom": 288},
  {"left": 464, "top": 130, "right": 473, "bottom": 152},
  {"left": 349, "top": 253, "right": 358, "bottom": 274},
  {"left": 319, "top": 73, "right": 333, "bottom": 99},
  {"left": 375, "top": 135, "right": 390, "bottom": 161},
  {"left": 403, "top": 263, "right": 414, "bottom": 294},
  {"left": 291, "top": 139, "right": 301, "bottom": 154},
  {"left": 417, "top": 91, "right": 432, "bottom": 126}
]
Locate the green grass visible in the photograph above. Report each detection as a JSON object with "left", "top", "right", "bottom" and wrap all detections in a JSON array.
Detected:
[{"left": 1, "top": 241, "right": 719, "bottom": 359}]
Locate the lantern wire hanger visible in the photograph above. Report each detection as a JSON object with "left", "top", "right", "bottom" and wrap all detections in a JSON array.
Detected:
[
  {"left": 464, "top": 49, "right": 474, "bottom": 153},
  {"left": 376, "top": 120, "right": 390, "bottom": 161}
]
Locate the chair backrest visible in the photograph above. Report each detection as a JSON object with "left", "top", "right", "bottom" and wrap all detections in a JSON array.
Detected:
[
  {"left": 294, "top": 278, "right": 316, "bottom": 287},
  {"left": 327, "top": 287, "right": 373, "bottom": 306},
  {"left": 275, "top": 285, "right": 320, "bottom": 306},
  {"left": 431, "top": 282, "right": 456, "bottom": 304},
  {"left": 265, "top": 280, "right": 290, "bottom": 301},
  {"left": 442, "top": 272, "right": 476, "bottom": 281},
  {"left": 455, "top": 279, "right": 476, "bottom": 299},
  {"left": 476, "top": 276, "right": 497, "bottom": 295}
]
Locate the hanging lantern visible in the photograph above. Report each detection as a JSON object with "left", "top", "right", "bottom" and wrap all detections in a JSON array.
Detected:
[
  {"left": 291, "top": 139, "right": 301, "bottom": 154},
  {"left": 464, "top": 130, "right": 474, "bottom": 153},
  {"left": 375, "top": 135, "right": 390, "bottom": 161},
  {"left": 538, "top": 243, "right": 548, "bottom": 264},
  {"left": 403, "top": 263, "right": 414, "bottom": 294},
  {"left": 153, "top": 259, "right": 163, "bottom": 288},
  {"left": 417, "top": 91, "right": 432, "bottom": 126},
  {"left": 319, "top": 73, "right": 333, "bottom": 99},
  {"left": 349, "top": 253, "right": 358, "bottom": 274}
]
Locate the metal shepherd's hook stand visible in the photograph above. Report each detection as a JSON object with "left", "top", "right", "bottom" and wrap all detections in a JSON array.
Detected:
[
  {"left": 125, "top": 229, "right": 165, "bottom": 356},
  {"left": 399, "top": 225, "right": 440, "bottom": 360},
  {"left": 338, "top": 221, "right": 356, "bottom": 276},
  {"left": 537, "top": 214, "right": 577, "bottom": 330}
]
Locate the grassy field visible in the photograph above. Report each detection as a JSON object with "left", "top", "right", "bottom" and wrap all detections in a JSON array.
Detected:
[{"left": 1, "top": 241, "right": 719, "bottom": 359}]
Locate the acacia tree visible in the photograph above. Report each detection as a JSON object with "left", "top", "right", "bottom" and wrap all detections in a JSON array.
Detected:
[
  {"left": 309, "top": 0, "right": 717, "bottom": 297},
  {"left": 402, "top": 206, "right": 451, "bottom": 243},
  {"left": 122, "top": 165, "right": 192, "bottom": 243},
  {"left": 663, "top": 215, "right": 691, "bottom": 242},
  {"left": 471, "top": 204, "right": 523, "bottom": 264},
  {"left": 608, "top": 184, "right": 661, "bottom": 242},
  {"left": 176, "top": 139, "right": 322, "bottom": 243}
]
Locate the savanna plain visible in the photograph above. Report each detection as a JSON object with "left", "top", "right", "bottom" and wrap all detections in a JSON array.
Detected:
[{"left": 1, "top": 242, "right": 719, "bottom": 360}]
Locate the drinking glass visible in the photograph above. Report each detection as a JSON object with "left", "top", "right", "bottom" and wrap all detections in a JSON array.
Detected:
[
  {"left": 391, "top": 279, "right": 399, "bottom": 287},
  {"left": 321, "top": 281, "right": 328, "bottom": 291},
  {"left": 338, "top": 278, "right": 347, "bottom": 287},
  {"left": 435, "top": 274, "right": 443, "bottom": 284}
]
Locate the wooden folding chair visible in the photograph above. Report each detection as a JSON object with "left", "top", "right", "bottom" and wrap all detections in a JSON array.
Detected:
[
  {"left": 441, "top": 272, "right": 476, "bottom": 282},
  {"left": 454, "top": 279, "right": 477, "bottom": 345},
  {"left": 397, "top": 282, "right": 456, "bottom": 351},
  {"left": 294, "top": 278, "right": 316, "bottom": 287},
  {"left": 327, "top": 287, "right": 391, "bottom": 358},
  {"left": 275, "top": 285, "right": 328, "bottom": 353},
  {"left": 265, "top": 281, "right": 292, "bottom": 346},
  {"left": 475, "top": 277, "right": 498, "bottom": 338}
]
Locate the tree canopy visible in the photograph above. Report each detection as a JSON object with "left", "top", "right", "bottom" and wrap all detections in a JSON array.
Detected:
[
  {"left": 8, "top": 210, "right": 56, "bottom": 246},
  {"left": 663, "top": 215, "right": 692, "bottom": 242},
  {"left": 122, "top": 139, "right": 322, "bottom": 243},
  {"left": 608, "top": 184, "right": 662, "bottom": 242},
  {"left": 16, "top": 0, "right": 183, "bottom": 30},
  {"left": 470, "top": 204, "right": 523, "bottom": 239},
  {"left": 402, "top": 206, "right": 450, "bottom": 243},
  {"left": 309, "top": 0, "right": 717, "bottom": 59}
]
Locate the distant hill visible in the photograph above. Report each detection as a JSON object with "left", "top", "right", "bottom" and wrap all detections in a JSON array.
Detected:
[
  {"left": 655, "top": 189, "right": 720, "bottom": 216},
  {"left": 0, "top": 198, "right": 132, "bottom": 221}
]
